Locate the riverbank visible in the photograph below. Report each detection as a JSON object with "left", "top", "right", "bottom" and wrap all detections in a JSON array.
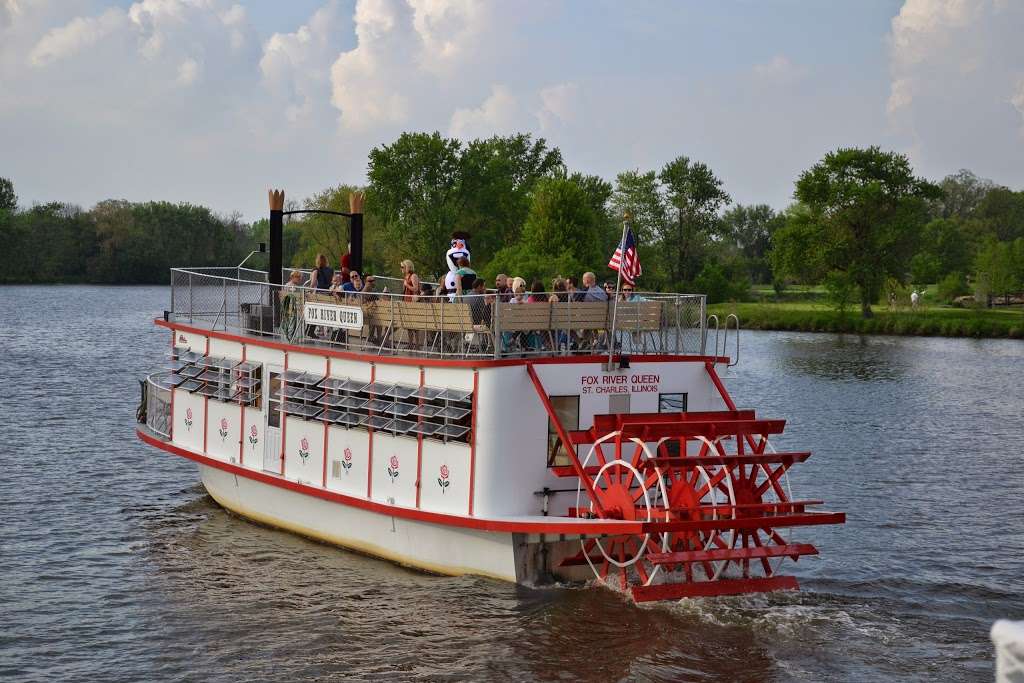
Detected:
[{"left": 707, "top": 301, "right": 1024, "bottom": 339}]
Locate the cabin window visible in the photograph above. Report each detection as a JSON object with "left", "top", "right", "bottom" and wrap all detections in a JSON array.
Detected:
[
  {"left": 268, "top": 371, "right": 282, "bottom": 428},
  {"left": 659, "top": 393, "right": 687, "bottom": 413},
  {"left": 547, "top": 395, "right": 579, "bottom": 467},
  {"left": 311, "top": 378, "right": 472, "bottom": 444}
]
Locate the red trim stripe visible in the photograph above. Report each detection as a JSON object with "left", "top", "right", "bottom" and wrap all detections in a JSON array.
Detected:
[
  {"left": 138, "top": 427, "right": 640, "bottom": 536},
  {"left": 415, "top": 367, "right": 424, "bottom": 509},
  {"left": 322, "top": 357, "right": 331, "bottom": 488},
  {"left": 468, "top": 370, "right": 478, "bottom": 516},
  {"left": 366, "top": 364, "right": 375, "bottom": 498},
  {"left": 155, "top": 319, "right": 729, "bottom": 368}
]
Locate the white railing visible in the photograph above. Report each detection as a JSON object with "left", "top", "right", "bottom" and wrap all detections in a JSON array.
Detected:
[
  {"left": 169, "top": 267, "right": 708, "bottom": 360},
  {"left": 145, "top": 373, "right": 173, "bottom": 438}
]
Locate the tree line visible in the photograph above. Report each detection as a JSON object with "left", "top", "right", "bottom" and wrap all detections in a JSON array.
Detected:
[{"left": 3, "top": 133, "right": 1023, "bottom": 318}]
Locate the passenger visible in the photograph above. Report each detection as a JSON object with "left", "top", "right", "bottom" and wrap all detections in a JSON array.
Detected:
[
  {"left": 329, "top": 272, "right": 345, "bottom": 301},
  {"left": 528, "top": 280, "right": 547, "bottom": 303},
  {"left": 566, "top": 275, "right": 584, "bottom": 302},
  {"left": 343, "top": 271, "right": 363, "bottom": 294},
  {"left": 503, "top": 277, "right": 529, "bottom": 352},
  {"left": 361, "top": 275, "right": 379, "bottom": 302},
  {"left": 620, "top": 284, "right": 646, "bottom": 302},
  {"left": 468, "top": 278, "right": 491, "bottom": 326},
  {"left": 400, "top": 260, "right": 420, "bottom": 302},
  {"left": 418, "top": 282, "right": 435, "bottom": 300},
  {"left": 549, "top": 278, "right": 567, "bottom": 303},
  {"left": 581, "top": 272, "right": 608, "bottom": 301},
  {"left": 309, "top": 253, "right": 334, "bottom": 290},
  {"left": 339, "top": 242, "right": 352, "bottom": 283},
  {"left": 495, "top": 273, "right": 512, "bottom": 302},
  {"left": 362, "top": 275, "right": 383, "bottom": 344},
  {"left": 454, "top": 257, "right": 477, "bottom": 298},
  {"left": 603, "top": 281, "right": 615, "bottom": 298},
  {"left": 509, "top": 277, "right": 528, "bottom": 303},
  {"left": 284, "top": 269, "right": 303, "bottom": 293}
]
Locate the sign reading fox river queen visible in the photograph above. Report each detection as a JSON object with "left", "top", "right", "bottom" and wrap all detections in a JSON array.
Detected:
[{"left": 303, "top": 302, "right": 363, "bottom": 330}]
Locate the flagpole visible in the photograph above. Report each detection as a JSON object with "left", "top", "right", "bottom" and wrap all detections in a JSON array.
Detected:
[{"left": 606, "top": 214, "right": 629, "bottom": 371}]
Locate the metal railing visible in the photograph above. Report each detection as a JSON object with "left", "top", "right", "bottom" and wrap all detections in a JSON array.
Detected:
[
  {"left": 145, "top": 373, "right": 173, "bottom": 438},
  {"left": 169, "top": 267, "right": 708, "bottom": 360}
]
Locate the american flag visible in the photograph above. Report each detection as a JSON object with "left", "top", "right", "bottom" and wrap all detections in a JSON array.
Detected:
[{"left": 608, "top": 225, "right": 642, "bottom": 286}]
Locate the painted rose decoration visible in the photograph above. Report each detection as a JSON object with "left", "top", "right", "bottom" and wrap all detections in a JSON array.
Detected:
[
  {"left": 184, "top": 407, "right": 193, "bottom": 430},
  {"left": 298, "top": 436, "right": 310, "bottom": 464},
  {"left": 218, "top": 417, "right": 229, "bottom": 442},
  {"left": 387, "top": 454, "right": 400, "bottom": 483},
  {"left": 342, "top": 447, "right": 353, "bottom": 473},
  {"left": 438, "top": 464, "right": 450, "bottom": 494},
  {"left": 248, "top": 424, "right": 258, "bottom": 452}
]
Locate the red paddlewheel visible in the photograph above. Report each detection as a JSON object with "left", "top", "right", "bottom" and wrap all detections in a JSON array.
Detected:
[
  {"left": 656, "top": 435, "right": 738, "bottom": 582},
  {"left": 715, "top": 435, "right": 797, "bottom": 579},
  {"left": 575, "top": 431, "right": 670, "bottom": 590}
]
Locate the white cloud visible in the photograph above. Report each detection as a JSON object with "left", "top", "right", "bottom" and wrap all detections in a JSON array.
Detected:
[
  {"left": 537, "top": 82, "right": 579, "bottom": 131},
  {"left": 887, "top": 0, "right": 1024, "bottom": 177},
  {"left": 449, "top": 84, "right": 522, "bottom": 138},
  {"left": 329, "top": 0, "right": 418, "bottom": 130},
  {"left": 260, "top": 0, "right": 347, "bottom": 124},
  {"left": 176, "top": 56, "right": 199, "bottom": 86},
  {"left": 28, "top": 7, "right": 126, "bottom": 66}
]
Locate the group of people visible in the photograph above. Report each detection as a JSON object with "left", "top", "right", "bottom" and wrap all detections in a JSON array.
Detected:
[
  {"left": 284, "top": 253, "right": 380, "bottom": 302},
  {"left": 490, "top": 271, "right": 646, "bottom": 304},
  {"left": 283, "top": 252, "right": 644, "bottom": 352}
]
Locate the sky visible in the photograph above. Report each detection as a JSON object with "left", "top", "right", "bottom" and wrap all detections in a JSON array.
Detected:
[{"left": 1, "top": 0, "right": 1023, "bottom": 221}]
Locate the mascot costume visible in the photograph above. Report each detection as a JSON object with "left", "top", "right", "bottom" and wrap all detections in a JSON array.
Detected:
[{"left": 443, "top": 231, "right": 471, "bottom": 294}]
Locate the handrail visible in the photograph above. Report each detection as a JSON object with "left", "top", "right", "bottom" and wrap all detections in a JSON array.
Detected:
[
  {"left": 725, "top": 313, "right": 740, "bottom": 367},
  {"left": 145, "top": 373, "right": 173, "bottom": 439},
  {"left": 167, "top": 267, "right": 707, "bottom": 360},
  {"left": 706, "top": 314, "right": 720, "bottom": 364}
]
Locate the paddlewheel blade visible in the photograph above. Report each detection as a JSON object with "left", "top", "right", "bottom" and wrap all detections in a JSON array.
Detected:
[{"left": 554, "top": 409, "right": 845, "bottom": 601}]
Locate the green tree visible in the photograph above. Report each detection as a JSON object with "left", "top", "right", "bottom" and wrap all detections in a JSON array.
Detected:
[
  {"left": 368, "top": 131, "right": 563, "bottom": 279},
  {"left": 484, "top": 176, "right": 605, "bottom": 284},
  {"left": 458, "top": 133, "right": 562, "bottom": 259},
  {"left": 658, "top": 156, "right": 731, "bottom": 286},
  {"left": 975, "top": 187, "right": 1024, "bottom": 242},
  {"left": 974, "top": 238, "right": 1020, "bottom": 305},
  {"left": 0, "top": 177, "right": 16, "bottom": 212},
  {"left": 720, "top": 204, "right": 783, "bottom": 284},
  {"left": 775, "top": 146, "right": 940, "bottom": 317},
  {"left": 367, "top": 132, "right": 464, "bottom": 277},
  {"left": 934, "top": 169, "right": 995, "bottom": 219},
  {"left": 611, "top": 169, "right": 670, "bottom": 289}
]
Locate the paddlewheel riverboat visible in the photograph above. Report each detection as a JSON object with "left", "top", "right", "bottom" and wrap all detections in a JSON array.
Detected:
[{"left": 136, "top": 190, "right": 844, "bottom": 602}]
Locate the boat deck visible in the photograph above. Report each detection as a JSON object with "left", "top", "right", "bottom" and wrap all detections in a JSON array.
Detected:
[{"left": 169, "top": 267, "right": 711, "bottom": 360}]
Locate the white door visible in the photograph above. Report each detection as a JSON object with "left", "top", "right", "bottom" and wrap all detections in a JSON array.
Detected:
[{"left": 263, "top": 367, "right": 282, "bottom": 473}]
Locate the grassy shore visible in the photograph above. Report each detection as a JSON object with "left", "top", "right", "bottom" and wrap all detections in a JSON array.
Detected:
[{"left": 707, "top": 301, "right": 1024, "bottom": 339}]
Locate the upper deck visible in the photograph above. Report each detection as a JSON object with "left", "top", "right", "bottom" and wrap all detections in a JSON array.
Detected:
[{"left": 168, "top": 267, "right": 712, "bottom": 361}]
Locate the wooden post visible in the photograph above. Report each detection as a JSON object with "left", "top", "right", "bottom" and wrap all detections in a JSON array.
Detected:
[{"left": 349, "top": 191, "right": 364, "bottom": 275}]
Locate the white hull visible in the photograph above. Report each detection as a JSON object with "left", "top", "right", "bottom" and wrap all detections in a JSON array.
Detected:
[{"left": 199, "top": 463, "right": 522, "bottom": 581}]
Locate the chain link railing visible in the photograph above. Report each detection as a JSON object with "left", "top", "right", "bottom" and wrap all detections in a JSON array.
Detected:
[{"left": 170, "top": 268, "right": 708, "bottom": 360}]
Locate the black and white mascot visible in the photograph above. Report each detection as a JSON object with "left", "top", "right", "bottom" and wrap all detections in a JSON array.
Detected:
[{"left": 443, "top": 231, "right": 471, "bottom": 294}]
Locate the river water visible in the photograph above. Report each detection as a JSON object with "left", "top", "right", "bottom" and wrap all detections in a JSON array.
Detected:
[{"left": 1, "top": 285, "right": 1022, "bottom": 682}]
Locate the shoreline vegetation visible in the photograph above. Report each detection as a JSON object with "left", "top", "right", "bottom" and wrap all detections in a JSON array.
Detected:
[
  {"left": 710, "top": 297, "right": 1023, "bottom": 340},
  {"left": 3, "top": 135, "right": 1023, "bottom": 342}
]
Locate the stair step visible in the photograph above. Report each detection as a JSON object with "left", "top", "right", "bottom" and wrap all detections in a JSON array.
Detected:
[
  {"left": 631, "top": 575, "right": 799, "bottom": 602},
  {"left": 647, "top": 542, "right": 818, "bottom": 565},
  {"left": 642, "top": 452, "right": 811, "bottom": 469}
]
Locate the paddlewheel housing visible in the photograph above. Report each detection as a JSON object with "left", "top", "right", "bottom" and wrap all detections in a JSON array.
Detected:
[{"left": 528, "top": 362, "right": 845, "bottom": 603}]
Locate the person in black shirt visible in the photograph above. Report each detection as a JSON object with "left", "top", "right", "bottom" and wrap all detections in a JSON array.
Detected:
[{"left": 308, "top": 253, "right": 334, "bottom": 290}]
